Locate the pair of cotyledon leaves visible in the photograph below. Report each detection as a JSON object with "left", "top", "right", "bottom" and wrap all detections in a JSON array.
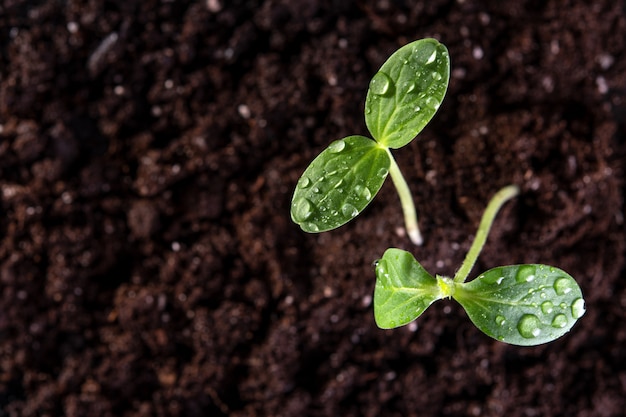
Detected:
[
  {"left": 291, "top": 38, "right": 449, "bottom": 233},
  {"left": 375, "top": 249, "right": 585, "bottom": 346}
]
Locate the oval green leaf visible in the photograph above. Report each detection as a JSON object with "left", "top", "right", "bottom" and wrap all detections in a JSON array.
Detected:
[
  {"left": 365, "top": 38, "right": 450, "bottom": 149},
  {"left": 454, "top": 264, "right": 585, "bottom": 346},
  {"left": 291, "top": 135, "right": 390, "bottom": 233},
  {"left": 374, "top": 248, "right": 441, "bottom": 329}
]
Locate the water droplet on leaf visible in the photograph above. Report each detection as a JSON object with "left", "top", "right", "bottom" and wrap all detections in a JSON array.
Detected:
[
  {"left": 293, "top": 198, "right": 313, "bottom": 222},
  {"left": 426, "top": 96, "right": 440, "bottom": 110},
  {"left": 377, "top": 167, "right": 389, "bottom": 178},
  {"left": 305, "top": 222, "right": 319, "bottom": 232},
  {"left": 355, "top": 184, "right": 372, "bottom": 201},
  {"left": 341, "top": 203, "right": 358, "bottom": 218},
  {"left": 495, "top": 315, "right": 506, "bottom": 326},
  {"left": 517, "top": 314, "right": 542, "bottom": 339},
  {"left": 298, "top": 177, "right": 311, "bottom": 188},
  {"left": 431, "top": 71, "right": 442, "bottom": 81},
  {"left": 516, "top": 265, "right": 536, "bottom": 283},
  {"left": 370, "top": 72, "right": 392, "bottom": 95},
  {"left": 482, "top": 270, "right": 504, "bottom": 285},
  {"left": 426, "top": 49, "right": 437, "bottom": 64},
  {"left": 571, "top": 298, "right": 586, "bottom": 319},
  {"left": 551, "top": 314, "right": 568, "bottom": 328},
  {"left": 328, "top": 139, "right": 346, "bottom": 153},
  {"left": 541, "top": 301, "right": 554, "bottom": 315},
  {"left": 553, "top": 277, "right": 572, "bottom": 295}
]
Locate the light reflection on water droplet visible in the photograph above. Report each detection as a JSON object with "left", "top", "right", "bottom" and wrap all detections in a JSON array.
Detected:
[
  {"left": 328, "top": 139, "right": 346, "bottom": 153},
  {"left": 495, "top": 315, "right": 506, "bottom": 326},
  {"left": 370, "top": 72, "right": 392, "bottom": 95},
  {"left": 293, "top": 198, "right": 313, "bottom": 222},
  {"left": 377, "top": 167, "right": 389, "bottom": 178},
  {"left": 571, "top": 298, "right": 586, "bottom": 319},
  {"left": 554, "top": 277, "right": 572, "bottom": 295},
  {"left": 341, "top": 203, "right": 358, "bottom": 218},
  {"left": 305, "top": 222, "right": 319, "bottom": 232},
  {"left": 551, "top": 314, "right": 567, "bottom": 328},
  {"left": 426, "top": 96, "right": 440, "bottom": 110},
  {"left": 541, "top": 301, "right": 554, "bottom": 314},
  {"left": 516, "top": 265, "right": 536, "bottom": 283},
  {"left": 355, "top": 184, "right": 372, "bottom": 201},
  {"left": 426, "top": 49, "right": 437, "bottom": 64},
  {"left": 298, "top": 177, "right": 311, "bottom": 188},
  {"left": 517, "top": 314, "right": 541, "bottom": 339}
]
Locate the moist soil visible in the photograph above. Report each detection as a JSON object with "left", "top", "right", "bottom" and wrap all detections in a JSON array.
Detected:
[{"left": 1, "top": 1, "right": 626, "bottom": 416}]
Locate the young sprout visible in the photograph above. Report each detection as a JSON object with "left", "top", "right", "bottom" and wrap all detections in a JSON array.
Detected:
[
  {"left": 291, "top": 38, "right": 450, "bottom": 245},
  {"left": 373, "top": 185, "right": 586, "bottom": 346}
]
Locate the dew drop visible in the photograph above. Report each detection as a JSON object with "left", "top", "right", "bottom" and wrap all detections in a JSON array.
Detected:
[
  {"left": 312, "top": 187, "right": 321, "bottom": 194},
  {"left": 370, "top": 72, "right": 392, "bottom": 95},
  {"left": 355, "top": 184, "right": 372, "bottom": 201},
  {"left": 571, "top": 298, "right": 586, "bottom": 319},
  {"left": 426, "top": 49, "right": 437, "bottom": 64},
  {"left": 341, "top": 203, "right": 358, "bottom": 218},
  {"left": 541, "top": 301, "right": 554, "bottom": 315},
  {"left": 305, "top": 222, "right": 319, "bottom": 232},
  {"left": 431, "top": 71, "right": 443, "bottom": 81},
  {"left": 425, "top": 96, "right": 440, "bottom": 110},
  {"left": 293, "top": 198, "right": 313, "bottom": 222},
  {"left": 516, "top": 265, "right": 536, "bottom": 283},
  {"left": 482, "top": 270, "right": 504, "bottom": 285},
  {"left": 328, "top": 139, "right": 346, "bottom": 153},
  {"left": 551, "top": 314, "right": 568, "bottom": 328},
  {"left": 517, "top": 314, "right": 542, "bottom": 339},
  {"left": 405, "top": 81, "right": 416, "bottom": 93},
  {"left": 553, "top": 277, "right": 572, "bottom": 295},
  {"left": 414, "top": 105, "right": 421, "bottom": 112},
  {"left": 495, "top": 315, "right": 506, "bottom": 326},
  {"left": 298, "top": 177, "right": 311, "bottom": 188},
  {"left": 377, "top": 167, "right": 389, "bottom": 178}
]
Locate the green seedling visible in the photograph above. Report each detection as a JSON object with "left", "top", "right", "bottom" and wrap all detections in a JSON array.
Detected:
[
  {"left": 374, "top": 185, "right": 586, "bottom": 346},
  {"left": 291, "top": 38, "right": 450, "bottom": 245}
]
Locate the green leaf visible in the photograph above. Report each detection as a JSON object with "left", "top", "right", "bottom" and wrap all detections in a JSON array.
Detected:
[
  {"left": 454, "top": 265, "right": 586, "bottom": 346},
  {"left": 365, "top": 38, "right": 450, "bottom": 149},
  {"left": 374, "top": 248, "right": 441, "bottom": 329},
  {"left": 291, "top": 135, "right": 390, "bottom": 233}
]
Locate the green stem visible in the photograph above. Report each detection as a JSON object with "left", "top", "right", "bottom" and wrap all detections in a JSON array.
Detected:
[
  {"left": 386, "top": 149, "right": 423, "bottom": 245},
  {"left": 453, "top": 185, "right": 520, "bottom": 283}
]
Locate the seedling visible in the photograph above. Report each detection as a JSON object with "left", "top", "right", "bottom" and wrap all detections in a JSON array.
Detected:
[
  {"left": 374, "top": 185, "right": 586, "bottom": 346},
  {"left": 291, "top": 38, "right": 450, "bottom": 245}
]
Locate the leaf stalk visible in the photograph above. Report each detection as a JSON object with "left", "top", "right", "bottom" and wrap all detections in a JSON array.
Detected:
[
  {"left": 453, "top": 185, "right": 520, "bottom": 283},
  {"left": 386, "top": 149, "right": 423, "bottom": 245}
]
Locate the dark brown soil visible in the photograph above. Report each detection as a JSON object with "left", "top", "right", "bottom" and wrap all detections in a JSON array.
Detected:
[{"left": 1, "top": 1, "right": 625, "bottom": 416}]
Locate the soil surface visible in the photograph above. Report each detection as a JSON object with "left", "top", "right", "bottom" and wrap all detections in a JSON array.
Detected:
[{"left": 1, "top": 1, "right": 625, "bottom": 416}]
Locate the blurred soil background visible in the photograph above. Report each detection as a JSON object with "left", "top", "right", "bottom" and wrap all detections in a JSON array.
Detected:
[{"left": 1, "top": 1, "right": 625, "bottom": 416}]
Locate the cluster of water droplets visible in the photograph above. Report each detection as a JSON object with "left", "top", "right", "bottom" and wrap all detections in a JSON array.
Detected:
[
  {"left": 293, "top": 138, "right": 386, "bottom": 231},
  {"left": 480, "top": 265, "right": 585, "bottom": 341}
]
